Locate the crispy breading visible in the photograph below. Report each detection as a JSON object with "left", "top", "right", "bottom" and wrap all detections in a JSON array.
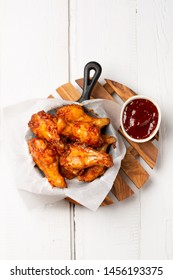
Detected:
[
  {"left": 78, "top": 134, "right": 116, "bottom": 182},
  {"left": 60, "top": 143, "right": 113, "bottom": 174},
  {"left": 55, "top": 117, "right": 103, "bottom": 147},
  {"left": 27, "top": 138, "right": 66, "bottom": 188},
  {"left": 28, "top": 105, "right": 115, "bottom": 188},
  {"left": 56, "top": 104, "right": 110, "bottom": 128},
  {"left": 28, "top": 110, "right": 65, "bottom": 154}
]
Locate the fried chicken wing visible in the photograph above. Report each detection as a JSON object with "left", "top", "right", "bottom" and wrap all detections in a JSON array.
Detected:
[
  {"left": 28, "top": 110, "right": 59, "bottom": 141},
  {"left": 27, "top": 105, "right": 115, "bottom": 189},
  {"left": 59, "top": 166, "right": 78, "bottom": 179},
  {"left": 27, "top": 138, "right": 66, "bottom": 188},
  {"left": 101, "top": 134, "right": 117, "bottom": 147},
  {"left": 78, "top": 135, "right": 116, "bottom": 182},
  {"left": 78, "top": 165, "right": 106, "bottom": 182},
  {"left": 60, "top": 143, "right": 113, "bottom": 174},
  {"left": 55, "top": 104, "right": 110, "bottom": 129},
  {"left": 28, "top": 111, "right": 65, "bottom": 154},
  {"left": 55, "top": 117, "right": 103, "bottom": 147}
]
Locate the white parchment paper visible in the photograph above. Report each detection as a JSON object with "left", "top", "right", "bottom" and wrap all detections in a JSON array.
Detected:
[{"left": 3, "top": 98, "right": 126, "bottom": 211}]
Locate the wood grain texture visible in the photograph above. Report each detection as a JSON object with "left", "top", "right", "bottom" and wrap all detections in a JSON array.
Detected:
[
  {"left": 103, "top": 82, "right": 115, "bottom": 94},
  {"left": 75, "top": 79, "right": 116, "bottom": 102},
  {"left": 100, "top": 195, "right": 114, "bottom": 206},
  {"left": 112, "top": 174, "right": 134, "bottom": 201},
  {"left": 56, "top": 83, "right": 81, "bottom": 101},
  {"left": 65, "top": 196, "right": 114, "bottom": 207},
  {"left": 121, "top": 149, "right": 149, "bottom": 189},
  {"left": 105, "top": 79, "right": 137, "bottom": 101},
  {"left": 119, "top": 127, "right": 158, "bottom": 169}
]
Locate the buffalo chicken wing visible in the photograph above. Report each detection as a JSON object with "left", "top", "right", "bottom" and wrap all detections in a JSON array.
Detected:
[
  {"left": 27, "top": 138, "right": 66, "bottom": 188},
  {"left": 78, "top": 135, "right": 116, "bottom": 182},
  {"left": 28, "top": 110, "right": 60, "bottom": 141},
  {"left": 55, "top": 104, "right": 110, "bottom": 129},
  {"left": 55, "top": 117, "right": 103, "bottom": 147},
  {"left": 28, "top": 104, "right": 115, "bottom": 189},
  {"left": 60, "top": 143, "right": 113, "bottom": 174},
  {"left": 28, "top": 110, "right": 65, "bottom": 154}
]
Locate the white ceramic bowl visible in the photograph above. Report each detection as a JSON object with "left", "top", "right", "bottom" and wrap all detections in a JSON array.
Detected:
[{"left": 120, "top": 95, "right": 161, "bottom": 143}]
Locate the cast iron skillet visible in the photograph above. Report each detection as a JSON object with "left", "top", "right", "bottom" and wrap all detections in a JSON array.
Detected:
[
  {"left": 47, "top": 61, "right": 102, "bottom": 116},
  {"left": 77, "top": 61, "right": 102, "bottom": 102}
]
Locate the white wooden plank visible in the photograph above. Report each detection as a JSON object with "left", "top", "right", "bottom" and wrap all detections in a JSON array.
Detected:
[
  {"left": 0, "top": 0, "right": 71, "bottom": 259},
  {"left": 70, "top": 0, "right": 141, "bottom": 259},
  {"left": 75, "top": 197, "right": 141, "bottom": 260},
  {"left": 0, "top": 142, "right": 71, "bottom": 259},
  {"left": 0, "top": 0, "right": 69, "bottom": 106},
  {"left": 1, "top": 0, "right": 173, "bottom": 261},
  {"left": 137, "top": 0, "right": 173, "bottom": 259},
  {"left": 69, "top": 0, "right": 139, "bottom": 92}
]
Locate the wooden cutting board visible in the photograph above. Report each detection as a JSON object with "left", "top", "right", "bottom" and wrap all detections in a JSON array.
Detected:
[{"left": 50, "top": 79, "right": 158, "bottom": 207}]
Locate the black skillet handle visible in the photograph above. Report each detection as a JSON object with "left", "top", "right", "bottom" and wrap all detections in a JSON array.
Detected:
[{"left": 77, "top": 61, "right": 102, "bottom": 102}]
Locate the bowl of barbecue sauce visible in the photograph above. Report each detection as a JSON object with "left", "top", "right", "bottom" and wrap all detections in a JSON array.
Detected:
[{"left": 120, "top": 95, "right": 161, "bottom": 143}]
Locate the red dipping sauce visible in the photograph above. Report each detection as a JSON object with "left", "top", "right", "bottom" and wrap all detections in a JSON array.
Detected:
[{"left": 122, "top": 98, "right": 159, "bottom": 140}]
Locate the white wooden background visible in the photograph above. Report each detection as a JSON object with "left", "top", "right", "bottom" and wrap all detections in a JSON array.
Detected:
[{"left": 0, "top": 0, "right": 173, "bottom": 260}]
